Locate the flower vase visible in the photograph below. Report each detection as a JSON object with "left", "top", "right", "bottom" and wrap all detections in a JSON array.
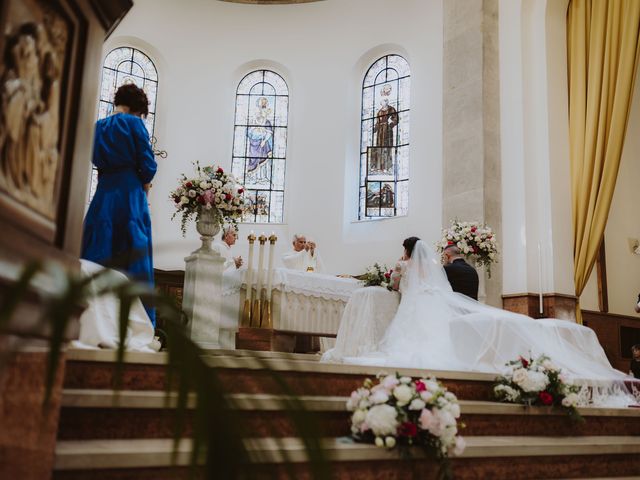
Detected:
[{"left": 195, "top": 208, "right": 220, "bottom": 253}]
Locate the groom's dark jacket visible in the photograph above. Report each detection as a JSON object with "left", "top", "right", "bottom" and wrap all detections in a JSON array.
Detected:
[{"left": 444, "top": 259, "right": 479, "bottom": 300}]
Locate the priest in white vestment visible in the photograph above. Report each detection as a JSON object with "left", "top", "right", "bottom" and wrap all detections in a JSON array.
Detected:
[
  {"left": 282, "top": 234, "right": 324, "bottom": 272},
  {"left": 213, "top": 226, "right": 243, "bottom": 271}
]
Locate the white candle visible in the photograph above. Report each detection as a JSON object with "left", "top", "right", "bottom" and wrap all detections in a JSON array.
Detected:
[
  {"left": 246, "top": 234, "right": 255, "bottom": 304},
  {"left": 537, "top": 242, "right": 543, "bottom": 315},
  {"left": 266, "top": 234, "right": 277, "bottom": 297},
  {"left": 255, "top": 234, "right": 267, "bottom": 299}
]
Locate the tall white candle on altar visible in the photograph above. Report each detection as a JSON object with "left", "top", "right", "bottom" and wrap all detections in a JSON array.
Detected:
[
  {"left": 246, "top": 232, "right": 256, "bottom": 302},
  {"left": 255, "top": 233, "right": 267, "bottom": 298},
  {"left": 266, "top": 233, "right": 277, "bottom": 297},
  {"left": 537, "top": 242, "right": 543, "bottom": 315}
]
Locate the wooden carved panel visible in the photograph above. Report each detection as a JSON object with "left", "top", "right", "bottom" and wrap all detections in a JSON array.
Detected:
[{"left": 0, "top": 0, "right": 85, "bottom": 245}]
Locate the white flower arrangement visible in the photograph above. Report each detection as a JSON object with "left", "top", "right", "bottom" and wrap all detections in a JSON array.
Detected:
[
  {"left": 493, "top": 353, "right": 583, "bottom": 421},
  {"left": 436, "top": 219, "right": 499, "bottom": 277},
  {"left": 347, "top": 373, "right": 465, "bottom": 478},
  {"left": 170, "top": 162, "right": 248, "bottom": 236}
]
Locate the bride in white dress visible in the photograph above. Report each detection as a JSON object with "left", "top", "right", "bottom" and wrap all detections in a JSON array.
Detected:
[{"left": 323, "top": 240, "right": 638, "bottom": 404}]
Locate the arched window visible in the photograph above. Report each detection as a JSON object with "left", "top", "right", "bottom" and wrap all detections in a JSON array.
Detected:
[
  {"left": 88, "top": 47, "right": 159, "bottom": 200},
  {"left": 231, "top": 70, "right": 289, "bottom": 223},
  {"left": 359, "top": 55, "right": 410, "bottom": 219}
]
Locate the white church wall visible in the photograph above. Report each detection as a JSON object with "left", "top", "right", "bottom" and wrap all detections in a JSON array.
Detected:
[{"left": 101, "top": 0, "right": 443, "bottom": 274}]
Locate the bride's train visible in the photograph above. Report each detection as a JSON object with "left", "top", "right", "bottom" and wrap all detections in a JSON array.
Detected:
[{"left": 322, "top": 241, "right": 639, "bottom": 407}]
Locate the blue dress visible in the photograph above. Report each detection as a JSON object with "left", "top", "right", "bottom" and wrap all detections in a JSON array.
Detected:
[{"left": 82, "top": 113, "right": 158, "bottom": 325}]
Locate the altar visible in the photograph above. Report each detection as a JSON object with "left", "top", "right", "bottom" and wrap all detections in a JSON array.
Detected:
[{"left": 219, "top": 267, "right": 363, "bottom": 350}]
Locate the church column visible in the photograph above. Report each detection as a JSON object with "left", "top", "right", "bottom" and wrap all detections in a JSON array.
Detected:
[
  {"left": 498, "top": 0, "right": 576, "bottom": 320},
  {"left": 442, "top": 0, "right": 503, "bottom": 306}
]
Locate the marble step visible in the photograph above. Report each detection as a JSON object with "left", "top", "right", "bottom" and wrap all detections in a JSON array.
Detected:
[
  {"left": 63, "top": 349, "right": 496, "bottom": 400},
  {"left": 57, "top": 390, "right": 640, "bottom": 440},
  {"left": 52, "top": 436, "right": 640, "bottom": 480}
]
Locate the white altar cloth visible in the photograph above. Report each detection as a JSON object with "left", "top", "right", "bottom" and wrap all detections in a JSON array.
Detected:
[{"left": 219, "top": 268, "right": 362, "bottom": 339}]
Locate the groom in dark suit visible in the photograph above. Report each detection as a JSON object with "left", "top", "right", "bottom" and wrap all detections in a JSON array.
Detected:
[{"left": 443, "top": 245, "right": 479, "bottom": 300}]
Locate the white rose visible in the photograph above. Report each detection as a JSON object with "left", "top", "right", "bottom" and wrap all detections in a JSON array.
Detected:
[
  {"left": 542, "top": 360, "right": 558, "bottom": 372},
  {"left": 370, "top": 390, "right": 389, "bottom": 405},
  {"left": 518, "top": 370, "right": 549, "bottom": 393},
  {"left": 385, "top": 436, "right": 396, "bottom": 448},
  {"left": 381, "top": 375, "right": 400, "bottom": 390},
  {"left": 434, "top": 408, "right": 456, "bottom": 430},
  {"left": 393, "top": 384, "right": 413, "bottom": 406},
  {"left": 512, "top": 368, "right": 528, "bottom": 385},
  {"left": 188, "top": 190, "right": 196, "bottom": 198},
  {"left": 452, "top": 436, "right": 466, "bottom": 456},
  {"left": 409, "top": 398, "right": 426, "bottom": 411},
  {"left": 444, "top": 401, "right": 461, "bottom": 419},
  {"left": 199, "top": 181, "right": 208, "bottom": 189},
  {"left": 399, "top": 376, "right": 412, "bottom": 384},
  {"left": 351, "top": 409, "right": 367, "bottom": 426},
  {"left": 374, "top": 436, "right": 384, "bottom": 448},
  {"left": 420, "top": 390, "right": 434, "bottom": 402},
  {"left": 180, "top": 196, "right": 189, "bottom": 204},
  {"left": 365, "top": 404, "right": 399, "bottom": 437},
  {"left": 424, "top": 379, "right": 440, "bottom": 392},
  {"left": 561, "top": 393, "right": 579, "bottom": 408}
]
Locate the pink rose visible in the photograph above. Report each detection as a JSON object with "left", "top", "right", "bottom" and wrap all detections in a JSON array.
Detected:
[
  {"left": 202, "top": 190, "right": 214, "bottom": 205},
  {"left": 381, "top": 375, "right": 400, "bottom": 390},
  {"left": 419, "top": 409, "right": 435, "bottom": 430},
  {"left": 415, "top": 380, "right": 426, "bottom": 392}
]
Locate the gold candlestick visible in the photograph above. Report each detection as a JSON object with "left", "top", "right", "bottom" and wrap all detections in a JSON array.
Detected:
[
  {"left": 242, "top": 232, "right": 256, "bottom": 327},
  {"left": 252, "top": 234, "right": 267, "bottom": 327}
]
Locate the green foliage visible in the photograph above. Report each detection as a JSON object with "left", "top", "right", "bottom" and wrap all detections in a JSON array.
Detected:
[{"left": 0, "top": 261, "right": 332, "bottom": 479}]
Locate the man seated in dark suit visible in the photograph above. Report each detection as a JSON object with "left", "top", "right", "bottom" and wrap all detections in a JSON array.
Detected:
[{"left": 442, "top": 245, "right": 479, "bottom": 300}]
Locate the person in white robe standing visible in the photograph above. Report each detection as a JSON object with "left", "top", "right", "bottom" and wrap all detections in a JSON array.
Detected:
[
  {"left": 213, "top": 226, "right": 243, "bottom": 271},
  {"left": 282, "top": 234, "right": 324, "bottom": 272}
]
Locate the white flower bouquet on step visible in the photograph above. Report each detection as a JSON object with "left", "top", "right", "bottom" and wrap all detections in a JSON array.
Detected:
[
  {"left": 347, "top": 372, "right": 465, "bottom": 479},
  {"left": 493, "top": 353, "right": 583, "bottom": 421}
]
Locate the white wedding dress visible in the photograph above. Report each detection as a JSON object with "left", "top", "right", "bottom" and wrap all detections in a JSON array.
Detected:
[
  {"left": 322, "top": 241, "right": 638, "bottom": 405},
  {"left": 73, "top": 260, "right": 160, "bottom": 352}
]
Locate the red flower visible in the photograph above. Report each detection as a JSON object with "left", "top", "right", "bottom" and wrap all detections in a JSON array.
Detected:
[
  {"left": 472, "top": 246, "right": 479, "bottom": 253},
  {"left": 225, "top": 193, "right": 232, "bottom": 201},
  {"left": 471, "top": 226, "right": 477, "bottom": 232},
  {"left": 538, "top": 391, "right": 553, "bottom": 406},
  {"left": 398, "top": 422, "right": 418, "bottom": 437},
  {"left": 238, "top": 188, "right": 244, "bottom": 194},
  {"left": 447, "top": 241, "right": 454, "bottom": 245},
  {"left": 185, "top": 182, "right": 192, "bottom": 188},
  {"left": 519, "top": 356, "right": 529, "bottom": 368},
  {"left": 217, "top": 167, "right": 224, "bottom": 174},
  {"left": 415, "top": 380, "right": 426, "bottom": 392},
  {"left": 173, "top": 196, "right": 180, "bottom": 203},
  {"left": 196, "top": 195, "right": 205, "bottom": 205},
  {"left": 384, "top": 272, "right": 391, "bottom": 279}
]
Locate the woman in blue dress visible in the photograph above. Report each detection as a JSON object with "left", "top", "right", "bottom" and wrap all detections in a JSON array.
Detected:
[{"left": 82, "top": 84, "right": 158, "bottom": 325}]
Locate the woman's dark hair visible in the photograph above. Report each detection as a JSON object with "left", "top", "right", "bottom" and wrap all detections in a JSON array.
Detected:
[
  {"left": 402, "top": 236, "right": 420, "bottom": 258},
  {"left": 114, "top": 83, "right": 149, "bottom": 116}
]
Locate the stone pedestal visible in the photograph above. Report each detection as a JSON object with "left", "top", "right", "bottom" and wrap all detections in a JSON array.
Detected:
[{"left": 182, "top": 248, "right": 226, "bottom": 349}]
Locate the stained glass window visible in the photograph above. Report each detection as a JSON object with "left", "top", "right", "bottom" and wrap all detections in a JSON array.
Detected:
[
  {"left": 88, "top": 47, "right": 159, "bottom": 201},
  {"left": 232, "top": 70, "right": 289, "bottom": 223},
  {"left": 359, "top": 55, "right": 410, "bottom": 219}
]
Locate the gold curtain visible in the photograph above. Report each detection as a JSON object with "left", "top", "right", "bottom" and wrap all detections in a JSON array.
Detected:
[{"left": 567, "top": 0, "right": 640, "bottom": 323}]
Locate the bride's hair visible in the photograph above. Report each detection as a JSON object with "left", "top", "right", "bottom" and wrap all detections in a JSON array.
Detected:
[{"left": 402, "top": 236, "right": 421, "bottom": 258}]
